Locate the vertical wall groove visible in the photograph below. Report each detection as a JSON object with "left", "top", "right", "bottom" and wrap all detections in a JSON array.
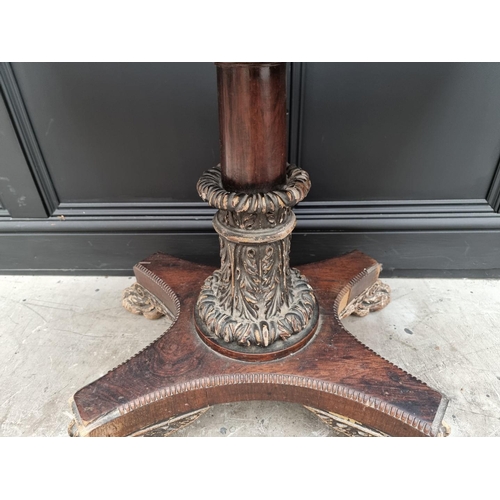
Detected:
[
  {"left": 0, "top": 63, "right": 58, "bottom": 214},
  {"left": 287, "top": 62, "right": 305, "bottom": 166},
  {"left": 486, "top": 156, "right": 500, "bottom": 212}
]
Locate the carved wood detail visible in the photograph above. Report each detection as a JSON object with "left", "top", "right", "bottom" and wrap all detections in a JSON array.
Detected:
[
  {"left": 304, "top": 406, "right": 389, "bottom": 437},
  {"left": 69, "top": 62, "right": 448, "bottom": 438},
  {"left": 195, "top": 164, "right": 318, "bottom": 348},
  {"left": 306, "top": 406, "right": 450, "bottom": 438},
  {"left": 70, "top": 252, "right": 449, "bottom": 438},
  {"left": 122, "top": 282, "right": 173, "bottom": 320},
  {"left": 339, "top": 279, "right": 391, "bottom": 319},
  {"left": 131, "top": 408, "right": 209, "bottom": 437}
]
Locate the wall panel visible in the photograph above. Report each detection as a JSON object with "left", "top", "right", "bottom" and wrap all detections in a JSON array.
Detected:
[{"left": 1, "top": 62, "right": 500, "bottom": 275}]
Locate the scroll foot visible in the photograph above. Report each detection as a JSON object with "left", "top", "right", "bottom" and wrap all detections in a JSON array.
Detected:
[
  {"left": 305, "top": 407, "right": 450, "bottom": 437},
  {"left": 340, "top": 279, "right": 391, "bottom": 319},
  {"left": 304, "top": 406, "right": 388, "bottom": 437},
  {"left": 122, "top": 282, "right": 173, "bottom": 320},
  {"left": 131, "top": 408, "right": 209, "bottom": 437}
]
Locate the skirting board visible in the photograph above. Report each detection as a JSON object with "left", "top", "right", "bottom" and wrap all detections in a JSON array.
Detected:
[{"left": 1, "top": 230, "right": 500, "bottom": 277}]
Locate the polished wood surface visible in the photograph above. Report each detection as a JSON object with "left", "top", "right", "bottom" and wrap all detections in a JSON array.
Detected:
[
  {"left": 216, "top": 62, "right": 287, "bottom": 192},
  {"left": 70, "top": 251, "right": 448, "bottom": 437},
  {"left": 69, "top": 62, "right": 448, "bottom": 437}
]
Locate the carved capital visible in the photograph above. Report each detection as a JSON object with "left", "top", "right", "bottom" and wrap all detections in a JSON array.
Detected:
[{"left": 197, "top": 164, "right": 311, "bottom": 217}]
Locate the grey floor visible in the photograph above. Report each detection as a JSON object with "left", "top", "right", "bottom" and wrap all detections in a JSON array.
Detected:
[{"left": 1, "top": 274, "right": 499, "bottom": 437}]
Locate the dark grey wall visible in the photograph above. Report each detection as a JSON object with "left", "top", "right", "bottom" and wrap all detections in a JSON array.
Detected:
[
  {"left": 299, "top": 63, "right": 500, "bottom": 201},
  {"left": 11, "top": 62, "right": 219, "bottom": 204},
  {"left": 0, "top": 90, "right": 46, "bottom": 218},
  {"left": 1, "top": 62, "right": 500, "bottom": 276}
]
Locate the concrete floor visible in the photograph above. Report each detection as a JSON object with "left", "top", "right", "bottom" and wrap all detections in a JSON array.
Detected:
[{"left": 1, "top": 274, "right": 499, "bottom": 437}]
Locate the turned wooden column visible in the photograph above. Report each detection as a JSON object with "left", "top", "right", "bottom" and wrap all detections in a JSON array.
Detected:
[
  {"left": 195, "top": 62, "right": 318, "bottom": 357},
  {"left": 216, "top": 62, "right": 287, "bottom": 193}
]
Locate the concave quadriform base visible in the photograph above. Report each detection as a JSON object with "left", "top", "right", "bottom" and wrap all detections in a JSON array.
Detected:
[{"left": 69, "top": 251, "right": 448, "bottom": 437}]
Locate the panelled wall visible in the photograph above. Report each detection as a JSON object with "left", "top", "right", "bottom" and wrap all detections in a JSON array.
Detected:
[{"left": 1, "top": 62, "right": 500, "bottom": 276}]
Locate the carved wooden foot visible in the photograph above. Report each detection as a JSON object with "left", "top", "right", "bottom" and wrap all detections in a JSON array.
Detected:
[
  {"left": 304, "top": 407, "right": 450, "bottom": 437},
  {"left": 339, "top": 279, "right": 391, "bottom": 319},
  {"left": 69, "top": 407, "right": 208, "bottom": 437},
  {"left": 304, "top": 406, "right": 389, "bottom": 437},
  {"left": 122, "top": 281, "right": 174, "bottom": 320},
  {"left": 69, "top": 251, "right": 448, "bottom": 437}
]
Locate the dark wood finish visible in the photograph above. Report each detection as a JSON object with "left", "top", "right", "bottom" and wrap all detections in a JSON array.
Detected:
[
  {"left": 69, "top": 62, "right": 448, "bottom": 436},
  {"left": 197, "top": 63, "right": 316, "bottom": 353},
  {"left": 196, "top": 164, "right": 315, "bottom": 351},
  {"left": 195, "top": 307, "right": 318, "bottom": 362},
  {"left": 70, "top": 251, "right": 447, "bottom": 437},
  {"left": 216, "top": 62, "right": 287, "bottom": 192}
]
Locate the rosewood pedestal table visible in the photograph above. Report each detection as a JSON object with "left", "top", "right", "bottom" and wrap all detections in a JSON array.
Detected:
[{"left": 69, "top": 63, "right": 449, "bottom": 437}]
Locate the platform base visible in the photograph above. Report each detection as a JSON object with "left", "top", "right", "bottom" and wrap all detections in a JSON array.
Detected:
[{"left": 69, "top": 251, "right": 448, "bottom": 437}]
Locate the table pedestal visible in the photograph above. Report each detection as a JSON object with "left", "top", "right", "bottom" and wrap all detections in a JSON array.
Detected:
[
  {"left": 69, "top": 62, "right": 448, "bottom": 437},
  {"left": 69, "top": 251, "right": 448, "bottom": 437}
]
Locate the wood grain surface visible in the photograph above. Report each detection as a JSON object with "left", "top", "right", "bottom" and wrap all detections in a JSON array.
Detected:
[
  {"left": 71, "top": 251, "right": 448, "bottom": 437},
  {"left": 216, "top": 62, "right": 287, "bottom": 192}
]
